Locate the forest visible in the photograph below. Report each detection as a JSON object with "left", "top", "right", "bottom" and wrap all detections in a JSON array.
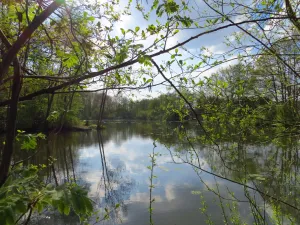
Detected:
[{"left": 0, "top": 0, "right": 300, "bottom": 224}]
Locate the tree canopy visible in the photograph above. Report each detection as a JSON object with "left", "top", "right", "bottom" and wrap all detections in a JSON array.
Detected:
[{"left": 1, "top": 0, "right": 300, "bottom": 224}]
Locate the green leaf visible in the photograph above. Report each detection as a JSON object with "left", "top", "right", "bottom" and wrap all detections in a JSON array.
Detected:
[
  {"left": 156, "top": 4, "right": 164, "bottom": 16},
  {"left": 46, "top": 184, "right": 54, "bottom": 190},
  {"left": 87, "top": 16, "right": 95, "bottom": 21},
  {"left": 50, "top": 20, "right": 56, "bottom": 26},
  {"left": 104, "top": 214, "right": 109, "bottom": 220},
  {"left": 104, "top": 53, "right": 112, "bottom": 59},
  {"left": 173, "top": 29, "right": 179, "bottom": 35},
  {"left": 83, "top": 197, "right": 93, "bottom": 213},
  {"left": 71, "top": 193, "right": 81, "bottom": 215},
  {"left": 63, "top": 55, "right": 79, "bottom": 68},
  {"left": 165, "top": 1, "right": 179, "bottom": 13},
  {"left": 57, "top": 201, "right": 65, "bottom": 214},
  {"left": 64, "top": 205, "right": 70, "bottom": 215},
  {"left": 135, "top": 26, "right": 140, "bottom": 32},
  {"left": 5, "top": 207, "right": 15, "bottom": 225},
  {"left": 151, "top": 0, "right": 159, "bottom": 10},
  {"left": 115, "top": 72, "right": 122, "bottom": 83},
  {"left": 248, "top": 174, "right": 266, "bottom": 181},
  {"left": 37, "top": 202, "right": 44, "bottom": 213},
  {"left": 120, "top": 28, "right": 126, "bottom": 35},
  {"left": 15, "top": 201, "right": 27, "bottom": 213},
  {"left": 21, "top": 136, "right": 37, "bottom": 150},
  {"left": 138, "top": 55, "right": 152, "bottom": 66},
  {"left": 0, "top": 190, "right": 7, "bottom": 200},
  {"left": 197, "top": 80, "right": 204, "bottom": 86},
  {"left": 212, "top": 18, "right": 219, "bottom": 24},
  {"left": 146, "top": 79, "right": 153, "bottom": 84},
  {"left": 147, "top": 24, "right": 157, "bottom": 34},
  {"left": 115, "top": 49, "right": 128, "bottom": 63},
  {"left": 51, "top": 190, "right": 64, "bottom": 201},
  {"left": 175, "top": 15, "right": 193, "bottom": 27}
]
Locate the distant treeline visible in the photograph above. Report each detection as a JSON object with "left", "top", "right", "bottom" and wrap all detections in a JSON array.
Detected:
[
  {"left": 1, "top": 60, "right": 300, "bottom": 132},
  {"left": 80, "top": 93, "right": 186, "bottom": 122}
]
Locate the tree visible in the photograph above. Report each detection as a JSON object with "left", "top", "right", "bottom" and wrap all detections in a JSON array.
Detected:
[
  {"left": 0, "top": 0, "right": 64, "bottom": 186},
  {"left": 1, "top": 0, "right": 300, "bottom": 223}
]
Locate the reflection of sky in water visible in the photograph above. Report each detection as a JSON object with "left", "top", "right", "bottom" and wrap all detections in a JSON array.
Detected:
[
  {"left": 21, "top": 123, "right": 299, "bottom": 225},
  {"left": 74, "top": 132, "right": 256, "bottom": 225}
]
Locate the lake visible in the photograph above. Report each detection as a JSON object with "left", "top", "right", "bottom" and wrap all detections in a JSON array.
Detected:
[{"left": 16, "top": 122, "right": 300, "bottom": 225}]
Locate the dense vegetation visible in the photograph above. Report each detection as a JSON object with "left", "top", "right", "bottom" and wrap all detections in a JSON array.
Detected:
[{"left": 0, "top": 0, "right": 300, "bottom": 224}]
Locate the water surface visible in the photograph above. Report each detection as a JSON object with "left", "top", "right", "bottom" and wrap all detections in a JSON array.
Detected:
[{"left": 18, "top": 122, "right": 300, "bottom": 225}]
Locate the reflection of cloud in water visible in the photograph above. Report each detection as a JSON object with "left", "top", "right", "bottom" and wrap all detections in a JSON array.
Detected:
[
  {"left": 31, "top": 124, "right": 291, "bottom": 225},
  {"left": 76, "top": 129, "right": 258, "bottom": 225},
  {"left": 129, "top": 192, "right": 163, "bottom": 203},
  {"left": 79, "top": 146, "right": 99, "bottom": 158},
  {"left": 126, "top": 163, "right": 148, "bottom": 174},
  {"left": 165, "top": 183, "right": 176, "bottom": 201},
  {"left": 83, "top": 171, "right": 106, "bottom": 198}
]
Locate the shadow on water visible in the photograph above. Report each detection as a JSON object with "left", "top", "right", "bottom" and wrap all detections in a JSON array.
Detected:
[{"left": 12, "top": 122, "right": 300, "bottom": 225}]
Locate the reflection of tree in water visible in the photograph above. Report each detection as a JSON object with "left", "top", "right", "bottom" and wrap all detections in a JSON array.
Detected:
[
  {"left": 165, "top": 128, "right": 300, "bottom": 225},
  {"left": 11, "top": 132, "right": 81, "bottom": 186},
  {"left": 29, "top": 209, "right": 82, "bottom": 225},
  {"left": 100, "top": 122, "right": 181, "bottom": 145},
  {"left": 13, "top": 122, "right": 300, "bottom": 224},
  {"left": 17, "top": 129, "right": 135, "bottom": 225},
  {"left": 23, "top": 136, "right": 88, "bottom": 225},
  {"left": 94, "top": 131, "right": 135, "bottom": 224}
]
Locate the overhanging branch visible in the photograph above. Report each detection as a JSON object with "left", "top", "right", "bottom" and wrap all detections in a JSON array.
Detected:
[{"left": 0, "top": 16, "right": 293, "bottom": 107}]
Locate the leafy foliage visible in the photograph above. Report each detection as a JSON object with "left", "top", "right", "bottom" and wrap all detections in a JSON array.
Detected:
[{"left": 0, "top": 164, "right": 94, "bottom": 225}]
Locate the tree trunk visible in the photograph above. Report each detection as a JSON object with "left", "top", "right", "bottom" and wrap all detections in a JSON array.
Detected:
[
  {"left": 56, "top": 90, "right": 75, "bottom": 132},
  {"left": 97, "top": 89, "right": 107, "bottom": 129},
  {"left": 44, "top": 92, "right": 54, "bottom": 131},
  {"left": 272, "top": 75, "right": 279, "bottom": 103},
  {"left": 0, "top": 59, "right": 22, "bottom": 186},
  {"left": 0, "top": 2, "right": 62, "bottom": 186}
]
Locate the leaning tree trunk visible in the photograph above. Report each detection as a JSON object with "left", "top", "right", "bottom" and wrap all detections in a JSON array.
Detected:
[{"left": 0, "top": 59, "right": 22, "bottom": 186}]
